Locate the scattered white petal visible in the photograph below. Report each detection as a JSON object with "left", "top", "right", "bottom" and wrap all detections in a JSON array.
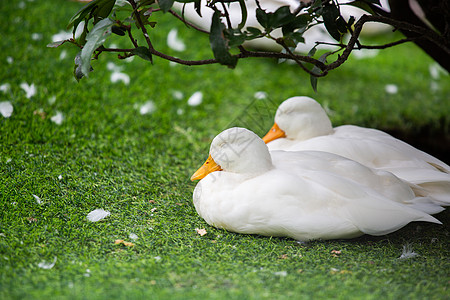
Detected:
[
  {"left": 169, "top": 61, "right": 177, "bottom": 67},
  {"left": 139, "top": 100, "right": 156, "bottom": 115},
  {"left": 352, "top": 49, "right": 379, "bottom": 59},
  {"left": 87, "top": 209, "right": 111, "bottom": 222},
  {"left": 177, "top": 108, "right": 183, "bottom": 115},
  {"left": 33, "top": 194, "right": 42, "bottom": 205},
  {"left": 124, "top": 56, "right": 135, "bottom": 63},
  {"left": 18, "top": 1, "right": 26, "bottom": 9},
  {"left": 6, "top": 158, "right": 12, "bottom": 163},
  {"left": 195, "top": 228, "right": 207, "bottom": 236},
  {"left": 330, "top": 268, "right": 339, "bottom": 272},
  {"left": 154, "top": 256, "right": 161, "bottom": 261},
  {"left": 398, "top": 243, "right": 419, "bottom": 259},
  {"left": 51, "top": 31, "right": 72, "bottom": 43},
  {"left": 187, "top": 91, "right": 203, "bottom": 106},
  {"left": 430, "top": 81, "right": 440, "bottom": 93},
  {"left": 50, "top": 111, "right": 64, "bottom": 125},
  {"left": 167, "top": 29, "right": 186, "bottom": 52},
  {"left": 38, "top": 257, "right": 57, "bottom": 269},
  {"left": 428, "top": 63, "right": 447, "bottom": 79},
  {"left": 68, "top": 282, "right": 74, "bottom": 288},
  {"left": 254, "top": 91, "right": 268, "bottom": 100},
  {"left": 31, "top": 33, "right": 43, "bottom": 41},
  {"left": 0, "top": 233, "right": 5, "bottom": 237},
  {"left": 6, "top": 57, "right": 13, "bottom": 64},
  {"left": 59, "top": 50, "right": 68, "bottom": 60},
  {"left": 48, "top": 95, "right": 56, "bottom": 105},
  {"left": 0, "top": 101, "right": 13, "bottom": 118},
  {"left": 84, "top": 269, "right": 91, "bottom": 277},
  {"left": 20, "top": 82, "right": 36, "bottom": 99},
  {"left": 172, "top": 90, "right": 184, "bottom": 100},
  {"left": 107, "top": 62, "right": 121, "bottom": 72},
  {"left": 0, "top": 83, "right": 11, "bottom": 93},
  {"left": 58, "top": 175, "right": 63, "bottom": 180},
  {"left": 110, "top": 72, "right": 130, "bottom": 85},
  {"left": 385, "top": 84, "right": 398, "bottom": 94},
  {"left": 274, "top": 271, "right": 287, "bottom": 277},
  {"left": 129, "top": 233, "right": 138, "bottom": 241}
]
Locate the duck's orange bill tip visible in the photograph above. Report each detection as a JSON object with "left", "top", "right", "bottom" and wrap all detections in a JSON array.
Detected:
[
  {"left": 262, "top": 122, "right": 286, "bottom": 144},
  {"left": 190, "top": 154, "right": 223, "bottom": 181}
]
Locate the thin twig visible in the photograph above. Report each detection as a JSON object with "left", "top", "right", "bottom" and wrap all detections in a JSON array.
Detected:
[{"left": 168, "top": 9, "right": 210, "bottom": 34}]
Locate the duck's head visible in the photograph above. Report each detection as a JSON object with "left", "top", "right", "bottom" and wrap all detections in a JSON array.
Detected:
[
  {"left": 191, "top": 127, "right": 273, "bottom": 181},
  {"left": 262, "top": 96, "right": 333, "bottom": 143}
]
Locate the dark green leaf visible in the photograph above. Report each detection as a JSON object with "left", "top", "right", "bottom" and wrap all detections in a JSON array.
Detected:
[
  {"left": 310, "top": 74, "right": 318, "bottom": 93},
  {"left": 346, "top": 0, "right": 378, "bottom": 15},
  {"left": 225, "top": 29, "right": 247, "bottom": 48},
  {"left": 80, "top": 18, "right": 114, "bottom": 76},
  {"left": 282, "top": 14, "right": 311, "bottom": 36},
  {"left": 159, "top": 0, "right": 175, "bottom": 12},
  {"left": 131, "top": 46, "right": 153, "bottom": 62},
  {"left": 209, "top": 11, "right": 237, "bottom": 68},
  {"left": 256, "top": 8, "right": 270, "bottom": 30},
  {"left": 348, "top": 16, "right": 355, "bottom": 27},
  {"left": 271, "top": 6, "right": 296, "bottom": 28},
  {"left": 309, "top": 52, "right": 331, "bottom": 92},
  {"left": 322, "top": 3, "right": 342, "bottom": 41},
  {"left": 307, "top": 45, "right": 317, "bottom": 57},
  {"left": 112, "top": 24, "right": 126, "bottom": 36},
  {"left": 68, "top": 0, "right": 116, "bottom": 32}
]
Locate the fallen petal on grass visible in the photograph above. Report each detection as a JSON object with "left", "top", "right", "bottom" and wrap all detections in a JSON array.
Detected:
[
  {"left": 0, "top": 83, "right": 11, "bottom": 93},
  {"left": 139, "top": 101, "right": 156, "bottom": 115},
  {"left": 167, "top": 29, "right": 186, "bottom": 52},
  {"left": 385, "top": 84, "right": 398, "bottom": 94},
  {"left": 187, "top": 91, "right": 203, "bottom": 106},
  {"left": 20, "top": 83, "right": 36, "bottom": 99},
  {"left": 50, "top": 111, "right": 64, "bottom": 125},
  {"left": 274, "top": 271, "right": 287, "bottom": 277},
  {"left": 0, "top": 101, "right": 13, "bottom": 118},
  {"left": 38, "top": 257, "right": 57, "bottom": 269},
  {"left": 111, "top": 72, "right": 130, "bottom": 85},
  {"left": 129, "top": 233, "right": 138, "bottom": 241},
  {"left": 195, "top": 228, "right": 207, "bottom": 236},
  {"left": 87, "top": 209, "right": 110, "bottom": 222}
]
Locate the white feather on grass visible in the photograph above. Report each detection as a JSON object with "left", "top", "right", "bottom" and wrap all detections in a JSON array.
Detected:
[
  {"left": 86, "top": 209, "right": 110, "bottom": 222},
  {"left": 33, "top": 194, "right": 42, "bottom": 205},
  {"left": 398, "top": 243, "right": 419, "bottom": 260}
]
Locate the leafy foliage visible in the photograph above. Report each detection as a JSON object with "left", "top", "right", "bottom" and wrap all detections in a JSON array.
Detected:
[{"left": 48, "top": 0, "right": 447, "bottom": 90}]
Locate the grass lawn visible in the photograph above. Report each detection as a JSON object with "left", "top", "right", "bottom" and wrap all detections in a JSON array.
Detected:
[{"left": 1, "top": 0, "right": 449, "bottom": 299}]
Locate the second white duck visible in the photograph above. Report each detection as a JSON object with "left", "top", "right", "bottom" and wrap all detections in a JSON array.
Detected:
[{"left": 263, "top": 96, "right": 450, "bottom": 205}]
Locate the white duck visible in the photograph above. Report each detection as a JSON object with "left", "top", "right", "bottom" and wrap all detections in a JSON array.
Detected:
[
  {"left": 191, "top": 127, "right": 441, "bottom": 241},
  {"left": 263, "top": 96, "right": 450, "bottom": 205}
]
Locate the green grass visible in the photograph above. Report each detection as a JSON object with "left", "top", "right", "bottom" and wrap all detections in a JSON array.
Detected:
[{"left": 1, "top": 0, "right": 449, "bottom": 299}]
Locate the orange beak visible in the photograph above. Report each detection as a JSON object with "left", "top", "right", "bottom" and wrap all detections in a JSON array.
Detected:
[
  {"left": 262, "top": 123, "right": 286, "bottom": 143},
  {"left": 190, "top": 154, "right": 223, "bottom": 181}
]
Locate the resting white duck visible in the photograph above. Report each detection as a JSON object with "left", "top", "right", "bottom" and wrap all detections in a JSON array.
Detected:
[
  {"left": 263, "top": 96, "right": 450, "bottom": 206},
  {"left": 191, "top": 127, "right": 441, "bottom": 241}
]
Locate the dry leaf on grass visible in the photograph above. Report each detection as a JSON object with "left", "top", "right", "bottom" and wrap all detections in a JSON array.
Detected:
[
  {"left": 195, "top": 228, "right": 207, "bottom": 236},
  {"left": 114, "top": 239, "right": 135, "bottom": 247}
]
